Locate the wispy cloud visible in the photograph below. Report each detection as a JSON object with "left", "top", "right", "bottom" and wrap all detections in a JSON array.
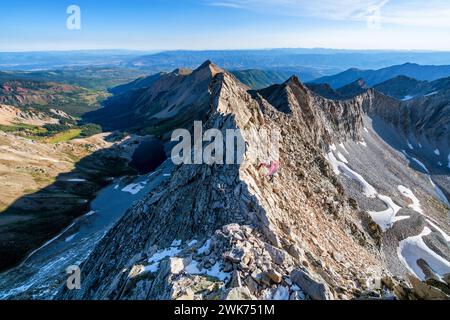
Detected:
[
  {"left": 209, "top": 1, "right": 245, "bottom": 8},
  {"left": 205, "top": 0, "right": 450, "bottom": 28}
]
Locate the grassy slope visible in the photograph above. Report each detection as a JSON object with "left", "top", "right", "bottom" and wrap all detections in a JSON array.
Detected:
[
  {"left": 45, "top": 129, "right": 82, "bottom": 143},
  {"left": 0, "top": 124, "right": 92, "bottom": 144}
]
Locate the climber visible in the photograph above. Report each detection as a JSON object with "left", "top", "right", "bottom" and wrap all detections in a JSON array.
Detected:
[{"left": 258, "top": 160, "right": 280, "bottom": 181}]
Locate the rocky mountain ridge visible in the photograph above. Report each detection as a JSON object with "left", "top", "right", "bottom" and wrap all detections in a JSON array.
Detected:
[
  {"left": 49, "top": 61, "right": 450, "bottom": 300},
  {"left": 58, "top": 63, "right": 418, "bottom": 300}
]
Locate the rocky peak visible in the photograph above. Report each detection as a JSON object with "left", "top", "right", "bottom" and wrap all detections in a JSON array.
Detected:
[
  {"left": 254, "top": 75, "right": 365, "bottom": 146},
  {"left": 194, "top": 60, "right": 224, "bottom": 78},
  {"left": 59, "top": 62, "right": 386, "bottom": 301},
  {"left": 336, "top": 78, "right": 369, "bottom": 99},
  {"left": 305, "top": 83, "right": 341, "bottom": 100}
]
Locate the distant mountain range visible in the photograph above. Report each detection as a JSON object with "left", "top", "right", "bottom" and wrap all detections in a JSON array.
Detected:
[
  {"left": 373, "top": 76, "right": 450, "bottom": 100},
  {"left": 232, "top": 69, "right": 301, "bottom": 89},
  {"left": 126, "top": 49, "right": 450, "bottom": 72},
  {"left": 3, "top": 49, "right": 450, "bottom": 78},
  {"left": 306, "top": 79, "right": 370, "bottom": 100},
  {"left": 308, "top": 74, "right": 450, "bottom": 101},
  {"left": 311, "top": 63, "right": 450, "bottom": 88}
]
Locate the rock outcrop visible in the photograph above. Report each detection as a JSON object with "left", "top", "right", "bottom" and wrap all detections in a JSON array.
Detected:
[{"left": 59, "top": 65, "right": 389, "bottom": 300}]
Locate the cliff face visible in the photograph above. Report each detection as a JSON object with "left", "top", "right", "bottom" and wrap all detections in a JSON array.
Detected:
[
  {"left": 255, "top": 76, "right": 365, "bottom": 146},
  {"left": 361, "top": 89, "right": 450, "bottom": 146},
  {"left": 60, "top": 66, "right": 387, "bottom": 300}
]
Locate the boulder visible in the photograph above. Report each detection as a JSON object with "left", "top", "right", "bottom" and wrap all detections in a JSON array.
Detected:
[
  {"left": 290, "top": 268, "right": 334, "bottom": 300},
  {"left": 264, "top": 269, "right": 283, "bottom": 284},
  {"left": 265, "top": 243, "right": 288, "bottom": 266},
  {"left": 409, "top": 275, "right": 450, "bottom": 300},
  {"left": 224, "top": 248, "right": 245, "bottom": 263}
]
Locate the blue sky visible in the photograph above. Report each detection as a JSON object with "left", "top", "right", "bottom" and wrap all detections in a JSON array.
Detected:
[{"left": 1, "top": 0, "right": 450, "bottom": 51}]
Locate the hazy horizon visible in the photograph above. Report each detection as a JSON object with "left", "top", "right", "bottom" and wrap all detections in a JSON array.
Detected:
[
  {"left": 1, "top": 0, "right": 450, "bottom": 51},
  {"left": 2, "top": 47, "right": 450, "bottom": 54}
]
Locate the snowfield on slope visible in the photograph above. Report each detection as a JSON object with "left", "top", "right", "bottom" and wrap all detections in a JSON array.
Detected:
[
  {"left": 326, "top": 146, "right": 406, "bottom": 231},
  {"left": 397, "top": 227, "right": 450, "bottom": 281}
]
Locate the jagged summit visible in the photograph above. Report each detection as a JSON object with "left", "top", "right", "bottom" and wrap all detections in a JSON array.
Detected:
[
  {"left": 58, "top": 62, "right": 392, "bottom": 301},
  {"left": 335, "top": 78, "right": 369, "bottom": 99},
  {"left": 85, "top": 60, "right": 228, "bottom": 137},
  {"left": 285, "top": 75, "right": 301, "bottom": 85}
]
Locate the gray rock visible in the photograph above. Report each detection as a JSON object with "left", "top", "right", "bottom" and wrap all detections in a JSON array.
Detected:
[
  {"left": 229, "top": 270, "right": 242, "bottom": 288},
  {"left": 265, "top": 243, "right": 287, "bottom": 266},
  {"left": 224, "top": 248, "right": 245, "bottom": 263},
  {"left": 290, "top": 268, "right": 334, "bottom": 300},
  {"left": 332, "top": 252, "right": 344, "bottom": 263}
]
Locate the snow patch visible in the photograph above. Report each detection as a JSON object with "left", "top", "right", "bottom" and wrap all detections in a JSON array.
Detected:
[
  {"left": 184, "top": 260, "right": 230, "bottom": 282},
  {"left": 185, "top": 260, "right": 202, "bottom": 274},
  {"left": 426, "top": 219, "right": 450, "bottom": 242},
  {"left": 409, "top": 156, "right": 449, "bottom": 205},
  {"left": 339, "top": 143, "right": 349, "bottom": 154},
  {"left": 325, "top": 152, "right": 377, "bottom": 197},
  {"left": 197, "top": 239, "right": 212, "bottom": 255},
  {"left": 65, "top": 233, "right": 77, "bottom": 242},
  {"left": 434, "top": 149, "right": 440, "bottom": 156},
  {"left": 336, "top": 152, "right": 348, "bottom": 164},
  {"left": 407, "top": 141, "right": 414, "bottom": 150},
  {"left": 397, "top": 227, "right": 450, "bottom": 280},
  {"left": 67, "top": 178, "right": 86, "bottom": 182},
  {"left": 148, "top": 246, "right": 182, "bottom": 264},
  {"left": 187, "top": 240, "right": 198, "bottom": 247},
  {"left": 402, "top": 95, "right": 414, "bottom": 101},
  {"left": 411, "top": 157, "right": 429, "bottom": 173},
  {"left": 206, "top": 262, "right": 230, "bottom": 282},
  {"left": 86, "top": 210, "right": 96, "bottom": 216},
  {"left": 142, "top": 262, "right": 160, "bottom": 274},
  {"left": 398, "top": 185, "right": 423, "bottom": 214},
  {"left": 368, "top": 194, "right": 402, "bottom": 231},
  {"left": 325, "top": 152, "right": 340, "bottom": 175},
  {"left": 273, "top": 286, "right": 290, "bottom": 300},
  {"left": 425, "top": 91, "right": 438, "bottom": 97},
  {"left": 327, "top": 147, "right": 411, "bottom": 231},
  {"left": 428, "top": 178, "right": 450, "bottom": 206}
]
